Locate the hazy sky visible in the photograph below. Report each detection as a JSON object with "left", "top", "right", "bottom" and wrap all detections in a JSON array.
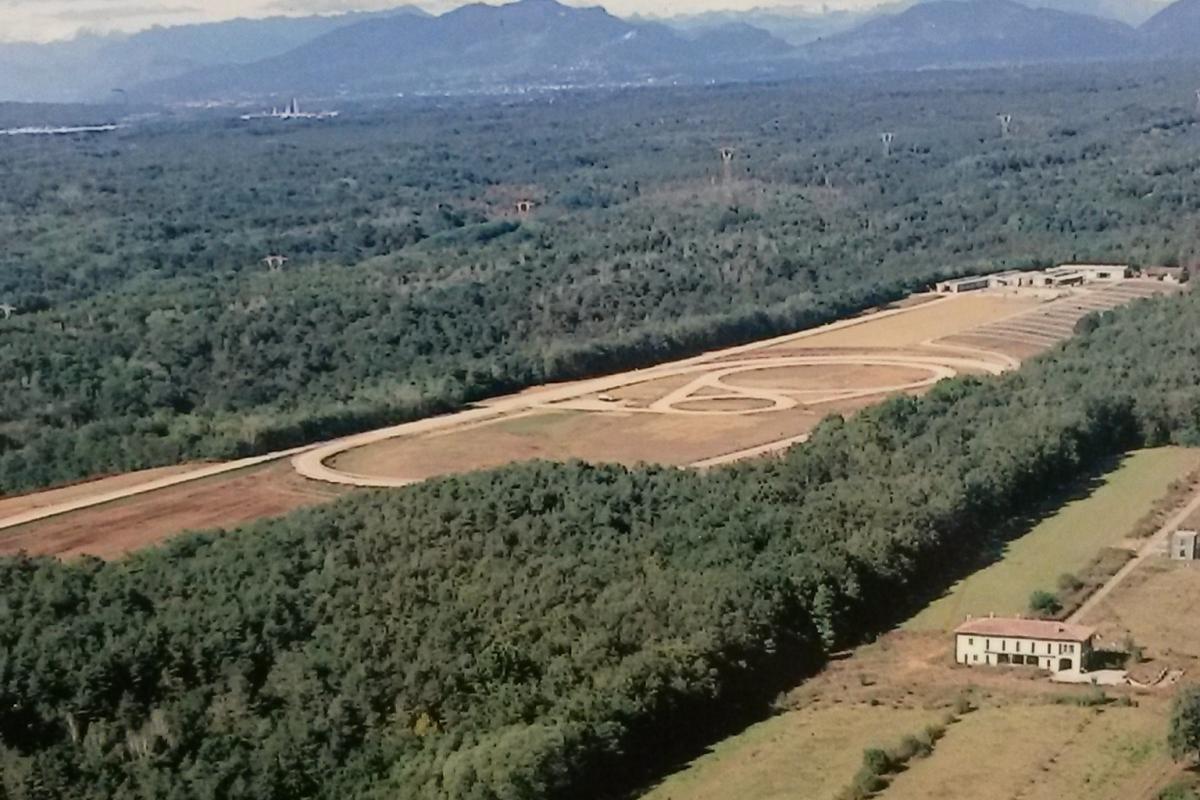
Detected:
[{"left": 0, "top": 0, "right": 880, "bottom": 43}]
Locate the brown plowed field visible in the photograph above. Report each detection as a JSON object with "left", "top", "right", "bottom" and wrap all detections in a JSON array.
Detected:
[
  {"left": 0, "top": 463, "right": 198, "bottom": 519},
  {"left": 0, "top": 462, "right": 349, "bottom": 560}
]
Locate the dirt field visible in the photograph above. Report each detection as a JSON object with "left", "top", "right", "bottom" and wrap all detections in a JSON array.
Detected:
[
  {"left": 331, "top": 407, "right": 823, "bottom": 479},
  {"left": 325, "top": 287, "right": 1182, "bottom": 485},
  {"left": 0, "top": 462, "right": 348, "bottom": 560},
  {"left": 1084, "top": 559, "right": 1200, "bottom": 662},
  {"left": 719, "top": 363, "right": 932, "bottom": 392},
  {"left": 0, "top": 463, "right": 198, "bottom": 518},
  {"left": 907, "top": 448, "right": 1200, "bottom": 632},
  {"left": 671, "top": 397, "right": 777, "bottom": 412},
  {"left": 3, "top": 282, "right": 1172, "bottom": 558},
  {"left": 752, "top": 293, "right": 1042, "bottom": 352}
]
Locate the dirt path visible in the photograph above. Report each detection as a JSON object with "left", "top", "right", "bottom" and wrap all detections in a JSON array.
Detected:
[{"left": 1070, "top": 484, "right": 1200, "bottom": 624}]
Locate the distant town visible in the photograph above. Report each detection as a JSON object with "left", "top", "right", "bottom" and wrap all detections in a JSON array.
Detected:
[{"left": 239, "top": 98, "right": 339, "bottom": 121}]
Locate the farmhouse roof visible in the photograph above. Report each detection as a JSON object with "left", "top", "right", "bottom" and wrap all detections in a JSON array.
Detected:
[{"left": 953, "top": 617, "right": 1094, "bottom": 642}]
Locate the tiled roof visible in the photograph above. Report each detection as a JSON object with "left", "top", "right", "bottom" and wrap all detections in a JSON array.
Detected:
[{"left": 953, "top": 617, "right": 1094, "bottom": 642}]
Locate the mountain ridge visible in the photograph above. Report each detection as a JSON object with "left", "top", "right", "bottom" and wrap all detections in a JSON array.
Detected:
[{"left": 142, "top": 0, "right": 797, "bottom": 100}]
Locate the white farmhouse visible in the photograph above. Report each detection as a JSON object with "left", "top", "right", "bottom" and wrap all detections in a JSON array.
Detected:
[{"left": 954, "top": 617, "right": 1095, "bottom": 676}]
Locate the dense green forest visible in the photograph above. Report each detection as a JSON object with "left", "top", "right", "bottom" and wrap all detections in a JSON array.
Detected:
[
  {"left": 4, "top": 62, "right": 1200, "bottom": 491},
  {"left": 3, "top": 275, "right": 1200, "bottom": 798}
]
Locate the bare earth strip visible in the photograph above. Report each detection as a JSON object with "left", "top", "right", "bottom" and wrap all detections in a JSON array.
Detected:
[
  {"left": 300, "top": 291, "right": 1022, "bottom": 484},
  {"left": 0, "top": 464, "right": 197, "bottom": 519},
  {"left": 0, "top": 282, "right": 1170, "bottom": 558},
  {"left": 0, "top": 462, "right": 347, "bottom": 560}
]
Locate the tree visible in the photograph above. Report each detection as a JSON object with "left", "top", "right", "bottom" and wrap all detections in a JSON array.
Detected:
[
  {"left": 1029, "top": 590, "right": 1062, "bottom": 617},
  {"left": 1169, "top": 687, "right": 1200, "bottom": 763}
]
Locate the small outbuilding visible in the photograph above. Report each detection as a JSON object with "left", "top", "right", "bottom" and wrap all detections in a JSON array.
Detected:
[
  {"left": 1171, "top": 529, "right": 1200, "bottom": 561},
  {"left": 935, "top": 276, "right": 990, "bottom": 294},
  {"left": 954, "top": 617, "right": 1095, "bottom": 676},
  {"left": 1060, "top": 263, "right": 1132, "bottom": 282}
]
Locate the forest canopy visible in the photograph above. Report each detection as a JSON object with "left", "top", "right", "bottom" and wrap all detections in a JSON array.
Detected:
[
  {"left": 3, "top": 279, "right": 1200, "bottom": 799},
  {"left": 3, "top": 62, "right": 1200, "bottom": 492}
]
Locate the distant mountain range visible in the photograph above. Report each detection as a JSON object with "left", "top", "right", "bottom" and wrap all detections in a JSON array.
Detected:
[
  {"left": 142, "top": 0, "right": 795, "bottom": 100},
  {"left": 1, "top": 0, "right": 1198, "bottom": 105},
  {"left": 1141, "top": 0, "right": 1200, "bottom": 54},
  {"left": 805, "top": 0, "right": 1143, "bottom": 70},
  {"left": 0, "top": 7, "right": 427, "bottom": 103}
]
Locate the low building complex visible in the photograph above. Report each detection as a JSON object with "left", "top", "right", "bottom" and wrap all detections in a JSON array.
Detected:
[{"left": 954, "top": 617, "right": 1095, "bottom": 676}]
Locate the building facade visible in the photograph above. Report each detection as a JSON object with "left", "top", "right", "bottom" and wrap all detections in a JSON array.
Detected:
[{"left": 954, "top": 617, "right": 1094, "bottom": 675}]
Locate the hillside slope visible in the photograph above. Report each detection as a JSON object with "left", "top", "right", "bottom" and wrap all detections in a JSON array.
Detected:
[
  {"left": 806, "top": 0, "right": 1140, "bottom": 68},
  {"left": 1140, "top": 0, "right": 1200, "bottom": 55},
  {"left": 143, "top": 0, "right": 795, "bottom": 99}
]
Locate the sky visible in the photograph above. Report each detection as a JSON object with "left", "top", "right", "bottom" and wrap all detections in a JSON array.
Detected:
[{"left": 0, "top": 0, "right": 879, "bottom": 42}]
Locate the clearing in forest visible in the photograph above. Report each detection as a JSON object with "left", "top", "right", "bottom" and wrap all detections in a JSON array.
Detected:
[
  {"left": 639, "top": 629, "right": 1174, "bottom": 800},
  {"left": 324, "top": 292, "right": 1042, "bottom": 484},
  {"left": 905, "top": 447, "right": 1200, "bottom": 632},
  {"left": 639, "top": 448, "right": 1199, "bottom": 800}
]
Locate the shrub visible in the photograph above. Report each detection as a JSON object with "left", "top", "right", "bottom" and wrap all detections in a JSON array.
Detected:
[
  {"left": 852, "top": 767, "right": 887, "bottom": 795},
  {"left": 1029, "top": 590, "right": 1062, "bottom": 616},
  {"left": 920, "top": 722, "right": 946, "bottom": 748},
  {"left": 1057, "top": 573, "right": 1084, "bottom": 592},
  {"left": 890, "top": 734, "right": 932, "bottom": 761},
  {"left": 861, "top": 747, "right": 894, "bottom": 776},
  {"left": 1158, "top": 782, "right": 1199, "bottom": 800}
]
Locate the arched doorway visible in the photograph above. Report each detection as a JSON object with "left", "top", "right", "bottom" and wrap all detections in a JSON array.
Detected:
[{"left": 1058, "top": 658, "right": 1073, "bottom": 672}]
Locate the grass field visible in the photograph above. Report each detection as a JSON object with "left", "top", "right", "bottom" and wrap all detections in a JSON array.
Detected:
[
  {"left": 905, "top": 447, "right": 1200, "bottom": 632},
  {"left": 885, "top": 702, "right": 1171, "bottom": 800},
  {"left": 635, "top": 628, "right": 1171, "bottom": 800},
  {"left": 639, "top": 706, "right": 937, "bottom": 800}
]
